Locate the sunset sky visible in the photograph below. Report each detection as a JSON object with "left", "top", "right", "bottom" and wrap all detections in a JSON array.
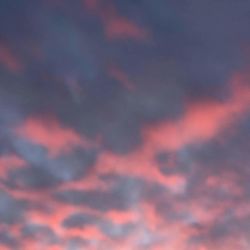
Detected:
[{"left": 0, "top": 1, "right": 250, "bottom": 249}]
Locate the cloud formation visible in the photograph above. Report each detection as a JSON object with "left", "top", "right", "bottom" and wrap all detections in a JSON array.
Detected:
[
  {"left": 15, "top": 116, "right": 94, "bottom": 157},
  {"left": 0, "top": 0, "right": 250, "bottom": 249}
]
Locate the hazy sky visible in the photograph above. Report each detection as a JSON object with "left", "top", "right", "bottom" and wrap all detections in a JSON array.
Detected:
[{"left": 0, "top": 1, "right": 250, "bottom": 249}]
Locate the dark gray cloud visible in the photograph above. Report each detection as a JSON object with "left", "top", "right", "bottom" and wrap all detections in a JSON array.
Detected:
[
  {"left": 62, "top": 213, "right": 98, "bottom": 229},
  {"left": 0, "top": 191, "right": 26, "bottom": 225},
  {"left": 21, "top": 223, "right": 58, "bottom": 245},
  {"left": 0, "top": 230, "right": 19, "bottom": 249},
  {"left": 66, "top": 237, "right": 88, "bottom": 250},
  {"left": 62, "top": 211, "right": 135, "bottom": 240},
  {"left": 7, "top": 166, "right": 61, "bottom": 189},
  {"left": 4, "top": 137, "right": 97, "bottom": 189},
  {"left": 2, "top": 0, "right": 249, "bottom": 154},
  {"left": 99, "top": 220, "right": 135, "bottom": 239},
  {"left": 55, "top": 187, "right": 134, "bottom": 211}
]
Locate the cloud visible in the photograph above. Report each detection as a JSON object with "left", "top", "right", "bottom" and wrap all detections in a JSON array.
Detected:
[
  {"left": 108, "top": 65, "right": 135, "bottom": 91},
  {"left": 85, "top": 76, "right": 249, "bottom": 197},
  {"left": 55, "top": 185, "right": 134, "bottom": 212},
  {"left": 21, "top": 223, "right": 58, "bottom": 245},
  {"left": 143, "top": 76, "right": 250, "bottom": 152},
  {"left": 104, "top": 16, "right": 148, "bottom": 41},
  {"left": 0, "top": 191, "right": 26, "bottom": 225},
  {"left": 0, "top": 42, "right": 22, "bottom": 73},
  {"left": 62, "top": 213, "right": 98, "bottom": 229},
  {"left": 0, "top": 230, "right": 19, "bottom": 249},
  {"left": 83, "top": 0, "right": 149, "bottom": 41},
  {"left": 6, "top": 142, "right": 97, "bottom": 190},
  {"left": 15, "top": 116, "right": 93, "bottom": 157},
  {"left": 0, "top": 154, "right": 26, "bottom": 179},
  {"left": 8, "top": 166, "right": 62, "bottom": 189},
  {"left": 0, "top": 0, "right": 250, "bottom": 249}
]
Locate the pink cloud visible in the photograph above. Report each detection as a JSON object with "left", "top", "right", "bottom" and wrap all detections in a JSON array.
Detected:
[
  {"left": 205, "top": 172, "right": 243, "bottom": 196},
  {"left": 104, "top": 16, "right": 148, "bottom": 41},
  {"left": 83, "top": 0, "right": 149, "bottom": 41},
  {"left": 143, "top": 75, "right": 250, "bottom": 152},
  {"left": 88, "top": 73, "right": 250, "bottom": 193},
  {"left": 15, "top": 116, "right": 94, "bottom": 157},
  {"left": 0, "top": 43, "right": 22, "bottom": 73},
  {"left": 105, "top": 210, "right": 137, "bottom": 225},
  {"left": 0, "top": 155, "right": 26, "bottom": 178},
  {"left": 5, "top": 73, "right": 250, "bottom": 250}
]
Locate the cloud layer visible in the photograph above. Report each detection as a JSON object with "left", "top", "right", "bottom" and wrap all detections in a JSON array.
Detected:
[{"left": 0, "top": 0, "right": 250, "bottom": 249}]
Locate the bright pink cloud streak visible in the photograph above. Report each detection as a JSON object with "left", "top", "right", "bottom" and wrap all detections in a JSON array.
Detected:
[
  {"left": 91, "top": 76, "right": 250, "bottom": 190},
  {"left": 15, "top": 116, "right": 95, "bottom": 157},
  {"left": 143, "top": 75, "right": 250, "bottom": 152}
]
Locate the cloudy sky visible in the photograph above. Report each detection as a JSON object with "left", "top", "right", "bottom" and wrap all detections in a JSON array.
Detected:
[{"left": 0, "top": 0, "right": 250, "bottom": 249}]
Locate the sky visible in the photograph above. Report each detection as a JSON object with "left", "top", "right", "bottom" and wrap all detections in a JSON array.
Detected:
[{"left": 0, "top": 0, "right": 250, "bottom": 249}]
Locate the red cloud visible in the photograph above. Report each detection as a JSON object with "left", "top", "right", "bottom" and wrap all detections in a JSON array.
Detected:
[
  {"left": 15, "top": 116, "right": 94, "bottom": 157},
  {"left": 83, "top": 0, "right": 149, "bottom": 41}
]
